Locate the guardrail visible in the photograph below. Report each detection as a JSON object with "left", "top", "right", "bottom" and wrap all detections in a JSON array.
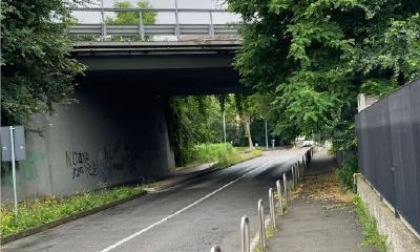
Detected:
[
  {"left": 69, "top": 7, "right": 240, "bottom": 40},
  {"left": 209, "top": 147, "right": 313, "bottom": 251}
]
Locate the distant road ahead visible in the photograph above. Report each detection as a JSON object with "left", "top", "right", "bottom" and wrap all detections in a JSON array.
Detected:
[{"left": 2, "top": 148, "right": 309, "bottom": 252}]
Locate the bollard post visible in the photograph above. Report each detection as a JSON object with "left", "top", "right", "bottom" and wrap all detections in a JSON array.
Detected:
[
  {"left": 276, "top": 180, "right": 283, "bottom": 215},
  {"left": 210, "top": 245, "right": 221, "bottom": 252},
  {"left": 269, "top": 188, "right": 276, "bottom": 230},
  {"left": 297, "top": 162, "right": 300, "bottom": 178},
  {"left": 291, "top": 165, "right": 295, "bottom": 190},
  {"left": 283, "top": 173, "right": 288, "bottom": 202},
  {"left": 240, "top": 216, "right": 250, "bottom": 252},
  {"left": 353, "top": 173, "right": 357, "bottom": 193},
  {"left": 258, "top": 199, "right": 266, "bottom": 250}
]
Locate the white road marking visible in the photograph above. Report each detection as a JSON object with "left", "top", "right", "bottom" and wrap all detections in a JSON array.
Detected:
[{"left": 98, "top": 157, "right": 277, "bottom": 252}]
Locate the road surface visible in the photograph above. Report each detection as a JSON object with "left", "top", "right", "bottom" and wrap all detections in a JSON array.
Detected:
[{"left": 2, "top": 148, "right": 309, "bottom": 252}]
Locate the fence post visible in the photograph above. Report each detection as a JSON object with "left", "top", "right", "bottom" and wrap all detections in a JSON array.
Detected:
[
  {"left": 276, "top": 179, "right": 283, "bottom": 215},
  {"left": 210, "top": 245, "right": 221, "bottom": 252},
  {"left": 241, "top": 216, "right": 250, "bottom": 252},
  {"left": 174, "top": 0, "right": 180, "bottom": 40},
  {"left": 269, "top": 188, "right": 276, "bottom": 230},
  {"left": 101, "top": 22, "right": 107, "bottom": 37},
  {"left": 283, "top": 173, "right": 288, "bottom": 202},
  {"left": 258, "top": 199, "right": 266, "bottom": 250},
  {"left": 138, "top": 11, "right": 145, "bottom": 41},
  {"left": 209, "top": 11, "right": 215, "bottom": 39}
]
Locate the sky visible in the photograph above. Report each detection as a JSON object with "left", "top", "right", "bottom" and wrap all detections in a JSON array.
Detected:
[{"left": 73, "top": 0, "right": 239, "bottom": 24}]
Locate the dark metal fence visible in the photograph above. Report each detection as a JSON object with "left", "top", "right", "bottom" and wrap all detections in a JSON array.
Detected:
[{"left": 356, "top": 78, "right": 420, "bottom": 235}]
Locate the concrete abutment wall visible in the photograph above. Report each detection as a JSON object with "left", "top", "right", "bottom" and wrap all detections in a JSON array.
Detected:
[
  {"left": 356, "top": 174, "right": 420, "bottom": 252},
  {"left": 1, "top": 85, "right": 175, "bottom": 201}
]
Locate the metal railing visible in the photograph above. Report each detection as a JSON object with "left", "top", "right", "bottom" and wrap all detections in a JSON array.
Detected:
[
  {"left": 69, "top": 7, "right": 240, "bottom": 41},
  {"left": 209, "top": 148, "right": 313, "bottom": 251}
]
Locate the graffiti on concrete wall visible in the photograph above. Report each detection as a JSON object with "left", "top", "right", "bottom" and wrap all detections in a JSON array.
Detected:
[{"left": 65, "top": 139, "right": 136, "bottom": 181}]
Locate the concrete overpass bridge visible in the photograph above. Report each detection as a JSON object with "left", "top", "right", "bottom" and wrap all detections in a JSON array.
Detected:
[
  {"left": 2, "top": 14, "right": 248, "bottom": 201},
  {"left": 73, "top": 40, "right": 243, "bottom": 95}
]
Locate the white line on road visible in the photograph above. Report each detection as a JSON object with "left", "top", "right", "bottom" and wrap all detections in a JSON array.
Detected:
[{"left": 98, "top": 157, "right": 277, "bottom": 252}]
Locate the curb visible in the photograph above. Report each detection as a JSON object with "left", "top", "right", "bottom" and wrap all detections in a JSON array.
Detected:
[
  {"left": 145, "top": 152, "right": 263, "bottom": 192},
  {"left": 143, "top": 167, "right": 219, "bottom": 192},
  {"left": 0, "top": 191, "right": 147, "bottom": 245}
]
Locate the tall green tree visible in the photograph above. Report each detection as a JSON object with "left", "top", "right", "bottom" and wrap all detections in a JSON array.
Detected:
[
  {"left": 1, "top": 0, "right": 86, "bottom": 124},
  {"left": 106, "top": 1, "right": 156, "bottom": 25},
  {"left": 227, "top": 0, "right": 420, "bottom": 151}
]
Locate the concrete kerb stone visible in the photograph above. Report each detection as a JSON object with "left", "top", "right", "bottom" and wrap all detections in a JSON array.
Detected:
[
  {"left": 0, "top": 191, "right": 147, "bottom": 245},
  {"left": 355, "top": 174, "right": 420, "bottom": 252},
  {"left": 145, "top": 152, "right": 263, "bottom": 193}
]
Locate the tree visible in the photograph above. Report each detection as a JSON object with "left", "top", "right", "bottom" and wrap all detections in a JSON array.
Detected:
[
  {"left": 105, "top": 0, "right": 156, "bottom": 41},
  {"left": 167, "top": 95, "right": 224, "bottom": 165},
  {"left": 1, "top": 0, "right": 86, "bottom": 124},
  {"left": 106, "top": 1, "right": 156, "bottom": 25},
  {"left": 227, "top": 0, "right": 420, "bottom": 152}
]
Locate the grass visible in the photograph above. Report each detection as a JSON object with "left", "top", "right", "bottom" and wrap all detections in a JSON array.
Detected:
[
  {"left": 175, "top": 143, "right": 262, "bottom": 171},
  {"left": 185, "top": 143, "right": 234, "bottom": 166},
  {"left": 265, "top": 228, "right": 275, "bottom": 239},
  {"left": 0, "top": 185, "right": 145, "bottom": 237},
  {"left": 213, "top": 148, "right": 262, "bottom": 169},
  {"left": 353, "top": 196, "right": 388, "bottom": 251}
]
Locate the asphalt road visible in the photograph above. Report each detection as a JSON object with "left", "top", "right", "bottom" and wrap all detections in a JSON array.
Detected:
[{"left": 2, "top": 148, "right": 309, "bottom": 252}]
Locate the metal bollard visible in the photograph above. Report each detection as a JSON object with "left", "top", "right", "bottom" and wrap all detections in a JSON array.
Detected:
[
  {"left": 283, "top": 173, "right": 288, "bottom": 202},
  {"left": 258, "top": 199, "right": 266, "bottom": 250},
  {"left": 269, "top": 188, "right": 276, "bottom": 230},
  {"left": 276, "top": 179, "right": 283, "bottom": 215},
  {"left": 297, "top": 162, "right": 300, "bottom": 178},
  {"left": 210, "top": 245, "right": 221, "bottom": 252},
  {"left": 291, "top": 165, "right": 295, "bottom": 190},
  {"left": 241, "top": 215, "right": 250, "bottom": 252}
]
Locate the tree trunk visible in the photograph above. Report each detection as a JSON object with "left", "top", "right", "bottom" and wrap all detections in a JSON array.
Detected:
[{"left": 243, "top": 114, "right": 253, "bottom": 148}]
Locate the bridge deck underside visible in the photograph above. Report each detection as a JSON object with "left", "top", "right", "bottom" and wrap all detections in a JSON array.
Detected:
[{"left": 79, "top": 67, "right": 246, "bottom": 95}]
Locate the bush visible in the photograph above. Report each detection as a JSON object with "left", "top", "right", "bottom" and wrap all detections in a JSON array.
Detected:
[
  {"left": 336, "top": 154, "right": 358, "bottom": 188},
  {"left": 186, "top": 143, "right": 234, "bottom": 166}
]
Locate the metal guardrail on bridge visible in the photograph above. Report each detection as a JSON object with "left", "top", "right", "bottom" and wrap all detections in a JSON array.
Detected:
[{"left": 69, "top": 8, "right": 240, "bottom": 40}]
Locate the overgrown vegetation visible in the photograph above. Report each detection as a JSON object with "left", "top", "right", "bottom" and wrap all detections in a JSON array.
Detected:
[
  {"left": 167, "top": 95, "right": 271, "bottom": 167},
  {"left": 336, "top": 154, "right": 358, "bottom": 189},
  {"left": 0, "top": 185, "right": 145, "bottom": 237},
  {"left": 173, "top": 143, "right": 262, "bottom": 170},
  {"left": 227, "top": 0, "right": 420, "bottom": 159},
  {"left": 353, "top": 196, "right": 388, "bottom": 251},
  {"left": 1, "top": 0, "right": 86, "bottom": 125},
  {"left": 213, "top": 148, "right": 262, "bottom": 169}
]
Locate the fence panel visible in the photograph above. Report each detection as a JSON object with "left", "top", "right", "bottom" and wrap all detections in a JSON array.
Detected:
[{"left": 356, "top": 78, "right": 420, "bottom": 235}]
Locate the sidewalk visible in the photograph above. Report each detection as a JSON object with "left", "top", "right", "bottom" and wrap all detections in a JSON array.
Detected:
[{"left": 269, "top": 149, "right": 374, "bottom": 252}]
